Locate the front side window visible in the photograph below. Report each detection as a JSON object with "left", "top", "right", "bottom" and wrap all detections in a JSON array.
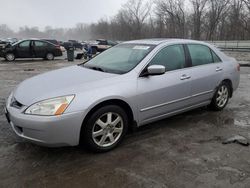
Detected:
[
  {"left": 149, "top": 44, "right": 186, "bottom": 71},
  {"left": 19, "top": 41, "right": 30, "bottom": 47},
  {"left": 83, "top": 44, "right": 155, "bottom": 74},
  {"left": 187, "top": 44, "right": 213, "bottom": 66}
]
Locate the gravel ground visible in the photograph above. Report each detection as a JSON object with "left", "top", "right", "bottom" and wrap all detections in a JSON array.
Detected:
[{"left": 0, "top": 53, "right": 250, "bottom": 188}]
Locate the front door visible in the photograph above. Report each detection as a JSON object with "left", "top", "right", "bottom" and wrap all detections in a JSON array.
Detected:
[
  {"left": 137, "top": 44, "right": 192, "bottom": 124},
  {"left": 16, "top": 40, "right": 31, "bottom": 58}
]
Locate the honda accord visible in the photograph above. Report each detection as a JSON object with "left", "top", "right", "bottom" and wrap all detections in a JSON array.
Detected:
[{"left": 5, "top": 39, "right": 240, "bottom": 152}]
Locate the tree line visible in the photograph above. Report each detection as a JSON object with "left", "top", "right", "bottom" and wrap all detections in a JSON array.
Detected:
[{"left": 1, "top": 0, "right": 250, "bottom": 41}]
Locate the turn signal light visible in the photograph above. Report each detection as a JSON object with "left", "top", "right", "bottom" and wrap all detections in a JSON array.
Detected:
[{"left": 55, "top": 103, "right": 68, "bottom": 115}]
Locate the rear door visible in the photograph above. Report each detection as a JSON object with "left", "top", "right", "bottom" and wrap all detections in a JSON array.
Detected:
[
  {"left": 186, "top": 44, "right": 223, "bottom": 105},
  {"left": 16, "top": 40, "right": 31, "bottom": 58},
  {"left": 33, "top": 40, "right": 48, "bottom": 58},
  {"left": 137, "top": 44, "right": 192, "bottom": 124}
]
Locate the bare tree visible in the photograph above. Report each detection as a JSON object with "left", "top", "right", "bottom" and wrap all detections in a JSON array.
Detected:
[
  {"left": 156, "top": 0, "right": 186, "bottom": 38},
  {"left": 190, "top": 0, "right": 208, "bottom": 40},
  {"left": 241, "top": 0, "right": 250, "bottom": 37},
  {"left": 2, "top": 0, "right": 250, "bottom": 41},
  {"left": 227, "top": 0, "right": 245, "bottom": 40},
  {"left": 204, "top": 0, "right": 230, "bottom": 40},
  {"left": 0, "top": 24, "right": 14, "bottom": 38},
  {"left": 122, "top": 0, "right": 152, "bottom": 38},
  {"left": 243, "top": 0, "right": 250, "bottom": 9}
]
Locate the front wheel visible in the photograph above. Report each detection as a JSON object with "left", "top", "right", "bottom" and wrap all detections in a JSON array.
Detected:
[
  {"left": 81, "top": 105, "right": 128, "bottom": 152},
  {"left": 209, "top": 82, "right": 230, "bottom": 111},
  {"left": 5, "top": 53, "right": 15, "bottom": 62}
]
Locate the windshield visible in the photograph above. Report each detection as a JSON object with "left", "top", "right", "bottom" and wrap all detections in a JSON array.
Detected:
[{"left": 83, "top": 43, "right": 155, "bottom": 74}]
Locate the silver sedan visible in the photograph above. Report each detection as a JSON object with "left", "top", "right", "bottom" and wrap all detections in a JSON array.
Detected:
[{"left": 5, "top": 39, "right": 240, "bottom": 152}]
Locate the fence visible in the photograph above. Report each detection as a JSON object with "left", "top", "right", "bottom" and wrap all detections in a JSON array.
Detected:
[{"left": 207, "top": 40, "right": 250, "bottom": 52}]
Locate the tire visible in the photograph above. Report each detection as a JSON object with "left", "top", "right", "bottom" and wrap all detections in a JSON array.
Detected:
[
  {"left": 45, "top": 53, "right": 54, "bottom": 60},
  {"left": 209, "top": 81, "right": 230, "bottom": 111},
  {"left": 81, "top": 105, "right": 128, "bottom": 152},
  {"left": 5, "top": 53, "right": 15, "bottom": 62}
]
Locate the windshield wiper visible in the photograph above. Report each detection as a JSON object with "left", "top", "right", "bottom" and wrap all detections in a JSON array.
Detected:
[{"left": 84, "top": 65, "right": 105, "bottom": 72}]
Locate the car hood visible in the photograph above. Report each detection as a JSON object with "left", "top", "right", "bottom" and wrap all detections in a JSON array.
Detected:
[{"left": 13, "top": 65, "right": 118, "bottom": 106}]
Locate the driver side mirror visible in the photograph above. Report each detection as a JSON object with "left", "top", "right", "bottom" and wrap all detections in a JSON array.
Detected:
[{"left": 141, "top": 65, "right": 166, "bottom": 77}]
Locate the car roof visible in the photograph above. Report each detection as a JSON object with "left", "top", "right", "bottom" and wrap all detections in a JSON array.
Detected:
[
  {"left": 123, "top": 38, "right": 207, "bottom": 46},
  {"left": 14, "top": 39, "right": 56, "bottom": 46}
]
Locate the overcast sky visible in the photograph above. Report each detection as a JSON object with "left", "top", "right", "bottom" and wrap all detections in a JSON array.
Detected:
[{"left": 0, "top": 0, "right": 127, "bottom": 30}]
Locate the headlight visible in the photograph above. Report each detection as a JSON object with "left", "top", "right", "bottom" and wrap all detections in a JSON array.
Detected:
[{"left": 25, "top": 95, "right": 75, "bottom": 116}]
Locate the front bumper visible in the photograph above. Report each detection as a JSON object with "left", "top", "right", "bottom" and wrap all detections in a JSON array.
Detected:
[{"left": 5, "top": 104, "right": 85, "bottom": 147}]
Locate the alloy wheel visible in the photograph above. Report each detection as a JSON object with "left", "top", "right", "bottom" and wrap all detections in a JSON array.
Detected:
[
  {"left": 216, "top": 85, "right": 229, "bottom": 108},
  {"left": 92, "top": 112, "right": 124, "bottom": 147},
  {"left": 6, "top": 53, "right": 15, "bottom": 61},
  {"left": 46, "top": 53, "right": 54, "bottom": 60}
]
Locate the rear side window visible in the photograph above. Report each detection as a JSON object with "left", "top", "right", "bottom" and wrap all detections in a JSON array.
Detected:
[
  {"left": 149, "top": 44, "right": 186, "bottom": 71},
  {"left": 187, "top": 44, "right": 213, "bottom": 66},
  {"left": 211, "top": 50, "right": 221, "bottom": 63},
  {"left": 34, "top": 41, "right": 47, "bottom": 47}
]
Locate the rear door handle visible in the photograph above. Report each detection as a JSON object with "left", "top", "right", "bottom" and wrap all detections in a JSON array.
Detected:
[
  {"left": 216, "top": 67, "right": 223, "bottom": 72},
  {"left": 180, "top": 74, "right": 191, "bottom": 80}
]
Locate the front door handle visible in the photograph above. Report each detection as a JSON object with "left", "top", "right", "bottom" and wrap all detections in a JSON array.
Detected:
[
  {"left": 216, "top": 67, "right": 223, "bottom": 72},
  {"left": 180, "top": 74, "right": 191, "bottom": 80}
]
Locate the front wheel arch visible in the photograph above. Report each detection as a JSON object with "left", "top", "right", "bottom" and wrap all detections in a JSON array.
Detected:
[
  {"left": 5, "top": 52, "right": 15, "bottom": 61},
  {"left": 79, "top": 99, "right": 135, "bottom": 145}
]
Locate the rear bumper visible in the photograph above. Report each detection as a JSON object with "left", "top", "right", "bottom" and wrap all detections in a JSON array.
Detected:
[
  {"left": 232, "top": 70, "right": 240, "bottom": 92},
  {"left": 5, "top": 105, "right": 85, "bottom": 147}
]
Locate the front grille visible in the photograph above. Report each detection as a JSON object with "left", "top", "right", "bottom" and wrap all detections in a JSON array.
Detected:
[{"left": 10, "top": 98, "right": 24, "bottom": 109}]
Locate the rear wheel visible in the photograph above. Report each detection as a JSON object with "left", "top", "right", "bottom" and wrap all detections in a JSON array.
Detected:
[
  {"left": 5, "top": 53, "right": 15, "bottom": 62},
  {"left": 81, "top": 105, "right": 128, "bottom": 152},
  {"left": 45, "top": 53, "right": 54, "bottom": 60},
  {"left": 209, "top": 82, "right": 230, "bottom": 111}
]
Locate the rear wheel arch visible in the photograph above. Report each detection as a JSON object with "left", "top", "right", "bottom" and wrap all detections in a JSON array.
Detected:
[
  {"left": 79, "top": 99, "right": 136, "bottom": 144},
  {"left": 221, "top": 79, "right": 233, "bottom": 97},
  {"left": 45, "top": 52, "right": 54, "bottom": 60}
]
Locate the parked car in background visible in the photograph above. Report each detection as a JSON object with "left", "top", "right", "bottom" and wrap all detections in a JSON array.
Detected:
[
  {"left": 0, "top": 39, "right": 9, "bottom": 50},
  {"left": 90, "top": 39, "right": 118, "bottom": 54},
  {"left": 4, "top": 39, "right": 240, "bottom": 152},
  {"left": 0, "top": 38, "right": 18, "bottom": 50},
  {"left": 0, "top": 39, "right": 62, "bottom": 61},
  {"left": 41, "top": 39, "right": 66, "bottom": 52},
  {"left": 41, "top": 39, "right": 60, "bottom": 46},
  {"left": 68, "top": 40, "right": 83, "bottom": 50}
]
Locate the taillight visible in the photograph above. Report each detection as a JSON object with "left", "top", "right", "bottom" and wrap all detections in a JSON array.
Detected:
[{"left": 237, "top": 64, "right": 240, "bottom": 71}]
